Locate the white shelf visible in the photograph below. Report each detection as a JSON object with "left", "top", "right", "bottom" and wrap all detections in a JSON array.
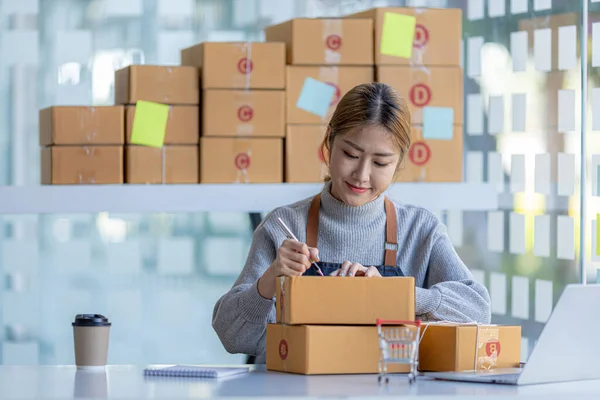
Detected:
[{"left": 0, "top": 183, "right": 498, "bottom": 214}]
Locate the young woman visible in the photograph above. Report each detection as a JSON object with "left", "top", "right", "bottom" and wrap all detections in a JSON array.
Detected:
[{"left": 212, "top": 82, "right": 491, "bottom": 364}]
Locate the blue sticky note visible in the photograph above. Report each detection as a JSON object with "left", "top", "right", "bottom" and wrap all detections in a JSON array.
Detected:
[
  {"left": 296, "top": 77, "right": 336, "bottom": 118},
  {"left": 423, "top": 107, "right": 454, "bottom": 140}
]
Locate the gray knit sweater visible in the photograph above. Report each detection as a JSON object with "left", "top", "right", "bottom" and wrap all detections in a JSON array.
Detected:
[{"left": 212, "top": 182, "right": 491, "bottom": 363}]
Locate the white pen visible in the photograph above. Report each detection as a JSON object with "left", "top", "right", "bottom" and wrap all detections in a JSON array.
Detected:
[{"left": 276, "top": 217, "right": 324, "bottom": 276}]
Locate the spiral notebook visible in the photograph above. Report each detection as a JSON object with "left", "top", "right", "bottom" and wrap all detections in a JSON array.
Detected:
[{"left": 143, "top": 365, "right": 250, "bottom": 379}]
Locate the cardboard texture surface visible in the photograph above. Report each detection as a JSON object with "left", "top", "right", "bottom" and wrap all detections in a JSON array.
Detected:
[
  {"left": 266, "top": 324, "right": 412, "bottom": 375},
  {"left": 126, "top": 105, "right": 199, "bottom": 145},
  {"left": 376, "top": 66, "right": 463, "bottom": 125},
  {"left": 181, "top": 42, "right": 285, "bottom": 89},
  {"left": 203, "top": 90, "right": 285, "bottom": 137},
  {"left": 275, "top": 276, "right": 415, "bottom": 325},
  {"left": 287, "top": 66, "right": 374, "bottom": 124},
  {"left": 200, "top": 137, "right": 283, "bottom": 183},
  {"left": 418, "top": 324, "right": 522, "bottom": 372},
  {"left": 125, "top": 145, "right": 198, "bottom": 184},
  {"left": 39, "top": 106, "right": 124, "bottom": 146},
  {"left": 396, "top": 125, "right": 463, "bottom": 183},
  {"left": 114, "top": 65, "right": 199, "bottom": 105},
  {"left": 41, "top": 146, "right": 123, "bottom": 185},
  {"left": 346, "top": 7, "right": 462, "bottom": 66},
  {"left": 285, "top": 125, "right": 327, "bottom": 183},
  {"left": 264, "top": 18, "right": 373, "bottom": 65}
]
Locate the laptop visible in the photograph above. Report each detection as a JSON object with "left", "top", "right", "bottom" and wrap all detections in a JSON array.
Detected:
[{"left": 425, "top": 283, "right": 600, "bottom": 385}]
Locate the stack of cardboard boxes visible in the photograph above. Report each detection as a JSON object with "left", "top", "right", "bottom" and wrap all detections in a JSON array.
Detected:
[
  {"left": 265, "top": 18, "right": 374, "bottom": 183},
  {"left": 115, "top": 65, "right": 200, "bottom": 184},
  {"left": 348, "top": 7, "right": 464, "bottom": 182},
  {"left": 267, "top": 276, "right": 522, "bottom": 375},
  {"left": 181, "top": 42, "right": 286, "bottom": 183},
  {"left": 267, "top": 276, "right": 416, "bottom": 374},
  {"left": 39, "top": 106, "right": 124, "bottom": 184}
]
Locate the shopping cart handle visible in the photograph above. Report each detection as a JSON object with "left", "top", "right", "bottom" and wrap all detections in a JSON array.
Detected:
[{"left": 376, "top": 319, "right": 421, "bottom": 327}]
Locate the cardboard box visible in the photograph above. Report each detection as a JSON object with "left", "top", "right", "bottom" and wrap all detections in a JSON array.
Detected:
[
  {"left": 39, "top": 106, "right": 124, "bottom": 146},
  {"left": 267, "top": 324, "right": 411, "bottom": 375},
  {"left": 418, "top": 324, "right": 522, "bottom": 372},
  {"left": 181, "top": 42, "right": 285, "bottom": 89},
  {"left": 203, "top": 90, "right": 285, "bottom": 137},
  {"left": 287, "top": 66, "right": 374, "bottom": 124},
  {"left": 41, "top": 146, "right": 123, "bottom": 185},
  {"left": 396, "top": 125, "right": 463, "bottom": 183},
  {"left": 376, "top": 66, "right": 463, "bottom": 125},
  {"left": 200, "top": 137, "right": 282, "bottom": 183},
  {"left": 264, "top": 18, "right": 373, "bottom": 65},
  {"left": 285, "top": 125, "right": 327, "bottom": 183},
  {"left": 125, "top": 145, "right": 198, "bottom": 184},
  {"left": 126, "top": 105, "right": 199, "bottom": 145},
  {"left": 276, "top": 276, "right": 415, "bottom": 325},
  {"left": 346, "top": 7, "right": 462, "bottom": 66},
  {"left": 114, "top": 65, "right": 199, "bottom": 105}
]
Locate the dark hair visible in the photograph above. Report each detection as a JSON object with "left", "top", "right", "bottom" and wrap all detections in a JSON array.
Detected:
[{"left": 320, "top": 82, "right": 412, "bottom": 181}]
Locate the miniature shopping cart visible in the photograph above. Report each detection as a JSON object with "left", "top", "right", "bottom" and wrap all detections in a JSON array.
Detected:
[{"left": 376, "top": 319, "right": 422, "bottom": 385}]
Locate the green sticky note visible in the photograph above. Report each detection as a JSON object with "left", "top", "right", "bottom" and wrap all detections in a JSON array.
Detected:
[
  {"left": 131, "top": 101, "right": 170, "bottom": 148},
  {"left": 380, "top": 12, "right": 416, "bottom": 58}
]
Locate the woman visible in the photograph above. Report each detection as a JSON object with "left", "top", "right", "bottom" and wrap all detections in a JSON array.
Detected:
[{"left": 212, "top": 82, "right": 491, "bottom": 363}]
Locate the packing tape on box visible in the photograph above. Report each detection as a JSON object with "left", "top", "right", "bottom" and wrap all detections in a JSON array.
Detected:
[
  {"left": 322, "top": 19, "right": 342, "bottom": 64},
  {"left": 156, "top": 67, "right": 175, "bottom": 103},
  {"left": 418, "top": 321, "right": 500, "bottom": 372},
  {"left": 234, "top": 149, "right": 251, "bottom": 183},
  {"left": 279, "top": 276, "right": 286, "bottom": 323},
  {"left": 79, "top": 146, "right": 97, "bottom": 184},
  {"left": 317, "top": 67, "right": 340, "bottom": 123},
  {"left": 81, "top": 107, "right": 97, "bottom": 143},
  {"left": 410, "top": 8, "right": 428, "bottom": 67},
  {"left": 234, "top": 42, "right": 252, "bottom": 90}
]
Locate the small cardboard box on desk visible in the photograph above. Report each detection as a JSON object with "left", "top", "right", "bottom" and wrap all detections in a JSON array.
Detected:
[
  {"left": 418, "top": 323, "right": 522, "bottom": 372},
  {"left": 266, "top": 276, "right": 416, "bottom": 375}
]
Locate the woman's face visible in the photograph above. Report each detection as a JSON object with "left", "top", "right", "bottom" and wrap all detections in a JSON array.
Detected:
[{"left": 328, "top": 125, "right": 400, "bottom": 207}]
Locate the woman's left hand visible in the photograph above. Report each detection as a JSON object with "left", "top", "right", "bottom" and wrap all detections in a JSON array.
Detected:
[{"left": 329, "top": 260, "right": 382, "bottom": 277}]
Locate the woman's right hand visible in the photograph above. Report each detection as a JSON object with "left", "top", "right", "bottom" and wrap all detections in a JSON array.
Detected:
[{"left": 257, "top": 239, "right": 319, "bottom": 299}]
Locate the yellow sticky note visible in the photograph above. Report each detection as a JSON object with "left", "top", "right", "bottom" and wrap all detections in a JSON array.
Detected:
[
  {"left": 380, "top": 12, "right": 416, "bottom": 59},
  {"left": 131, "top": 101, "right": 170, "bottom": 148},
  {"left": 597, "top": 214, "right": 600, "bottom": 256}
]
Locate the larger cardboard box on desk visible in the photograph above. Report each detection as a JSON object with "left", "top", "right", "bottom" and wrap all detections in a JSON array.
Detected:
[
  {"left": 39, "top": 106, "right": 124, "bottom": 145},
  {"left": 346, "top": 7, "right": 462, "bottom": 66},
  {"left": 266, "top": 324, "right": 412, "bottom": 375},
  {"left": 125, "top": 146, "right": 198, "bottom": 184},
  {"left": 287, "top": 66, "right": 373, "bottom": 124},
  {"left": 181, "top": 42, "right": 285, "bottom": 89},
  {"left": 276, "top": 276, "right": 415, "bottom": 325},
  {"left": 418, "top": 324, "right": 522, "bottom": 372},
  {"left": 376, "top": 66, "right": 463, "bottom": 126},
  {"left": 203, "top": 90, "right": 285, "bottom": 137},
  {"left": 126, "top": 105, "right": 199, "bottom": 145},
  {"left": 114, "top": 65, "right": 199, "bottom": 105},
  {"left": 41, "top": 146, "right": 123, "bottom": 185},
  {"left": 200, "top": 137, "right": 283, "bottom": 183},
  {"left": 285, "top": 125, "right": 327, "bottom": 183},
  {"left": 264, "top": 18, "right": 373, "bottom": 65},
  {"left": 395, "top": 125, "right": 463, "bottom": 183}
]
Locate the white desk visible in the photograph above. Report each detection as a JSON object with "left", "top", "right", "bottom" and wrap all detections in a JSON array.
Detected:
[{"left": 1, "top": 365, "right": 599, "bottom": 399}]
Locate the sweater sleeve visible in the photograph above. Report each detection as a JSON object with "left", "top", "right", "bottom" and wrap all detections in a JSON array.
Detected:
[
  {"left": 415, "top": 223, "right": 492, "bottom": 324},
  {"left": 211, "top": 220, "right": 277, "bottom": 356}
]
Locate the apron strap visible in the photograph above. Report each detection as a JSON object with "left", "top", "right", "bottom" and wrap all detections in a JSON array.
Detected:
[
  {"left": 306, "top": 194, "right": 321, "bottom": 249},
  {"left": 305, "top": 193, "right": 399, "bottom": 266},
  {"left": 384, "top": 197, "right": 398, "bottom": 266}
]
